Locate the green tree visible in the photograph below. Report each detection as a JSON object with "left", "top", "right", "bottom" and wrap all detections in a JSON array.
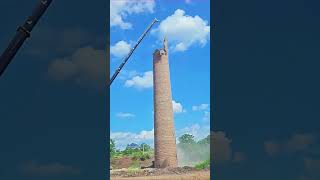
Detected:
[
  {"left": 179, "top": 134, "right": 196, "bottom": 144},
  {"left": 123, "top": 143, "right": 139, "bottom": 155},
  {"left": 110, "top": 139, "right": 116, "bottom": 156},
  {"left": 139, "top": 143, "right": 151, "bottom": 152},
  {"left": 197, "top": 135, "right": 210, "bottom": 144}
]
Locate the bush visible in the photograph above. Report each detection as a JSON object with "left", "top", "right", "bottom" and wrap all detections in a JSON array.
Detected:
[
  {"left": 139, "top": 152, "right": 151, "bottom": 161},
  {"left": 123, "top": 147, "right": 139, "bottom": 155},
  {"left": 110, "top": 139, "right": 116, "bottom": 157},
  {"left": 194, "top": 159, "right": 210, "bottom": 170},
  {"left": 131, "top": 151, "right": 151, "bottom": 161}
]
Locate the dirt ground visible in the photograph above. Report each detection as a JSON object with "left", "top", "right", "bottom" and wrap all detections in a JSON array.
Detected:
[
  {"left": 110, "top": 167, "right": 210, "bottom": 180},
  {"left": 111, "top": 155, "right": 154, "bottom": 169},
  {"left": 111, "top": 172, "right": 210, "bottom": 180},
  {"left": 111, "top": 156, "right": 210, "bottom": 180}
]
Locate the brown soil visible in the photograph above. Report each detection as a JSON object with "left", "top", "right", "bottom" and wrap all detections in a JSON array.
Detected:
[
  {"left": 111, "top": 156, "right": 210, "bottom": 180},
  {"left": 111, "top": 172, "right": 210, "bottom": 180},
  {"left": 111, "top": 156, "right": 134, "bottom": 169},
  {"left": 111, "top": 155, "right": 154, "bottom": 170},
  {"left": 110, "top": 167, "right": 210, "bottom": 180}
]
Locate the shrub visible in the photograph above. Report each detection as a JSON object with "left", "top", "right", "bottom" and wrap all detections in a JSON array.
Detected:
[
  {"left": 194, "top": 159, "right": 210, "bottom": 170},
  {"left": 131, "top": 151, "right": 151, "bottom": 161}
]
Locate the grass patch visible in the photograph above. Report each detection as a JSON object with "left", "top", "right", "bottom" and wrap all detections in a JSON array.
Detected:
[
  {"left": 127, "top": 167, "right": 141, "bottom": 174},
  {"left": 127, "top": 161, "right": 141, "bottom": 175},
  {"left": 129, "top": 160, "right": 140, "bottom": 168},
  {"left": 194, "top": 159, "right": 210, "bottom": 170}
]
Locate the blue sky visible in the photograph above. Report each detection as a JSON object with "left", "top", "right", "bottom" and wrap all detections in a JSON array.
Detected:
[{"left": 110, "top": 0, "right": 211, "bottom": 149}]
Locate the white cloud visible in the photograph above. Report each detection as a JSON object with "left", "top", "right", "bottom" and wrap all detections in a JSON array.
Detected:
[
  {"left": 110, "top": 40, "right": 132, "bottom": 58},
  {"left": 124, "top": 71, "right": 153, "bottom": 89},
  {"left": 152, "top": 9, "right": 210, "bottom": 52},
  {"left": 192, "top": 104, "right": 209, "bottom": 111},
  {"left": 185, "top": 0, "right": 192, "bottom": 3},
  {"left": 192, "top": 104, "right": 210, "bottom": 121},
  {"left": 172, "top": 100, "right": 186, "bottom": 114},
  {"left": 135, "top": 129, "right": 154, "bottom": 140},
  {"left": 110, "top": 0, "right": 155, "bottom": 29},
  {"left": 111, "top": 129, "right": 154, "bottom": 150},
  {"left": 48, "top": 46, "right": 106, "bottom": 88},
  {"left": 118, "top": 69, "right": 139, "bottom": 80},
  {"left": 203, "top": 111, "right": 210, "bottom": 121},
  {"left": 116, "top": 112, "right": 135, "bottom": 119}
]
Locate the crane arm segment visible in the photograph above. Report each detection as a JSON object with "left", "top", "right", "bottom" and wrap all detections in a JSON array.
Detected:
[{"left": 109, "top": 18, "right": 159, "bottom": 86}]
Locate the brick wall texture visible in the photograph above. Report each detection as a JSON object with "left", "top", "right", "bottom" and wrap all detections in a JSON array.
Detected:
[{"left": 153, "top": 44, "right": 178, "bottom": 168}]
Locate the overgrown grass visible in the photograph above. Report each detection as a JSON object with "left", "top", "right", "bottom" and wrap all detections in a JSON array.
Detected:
[
  {"left": 127, "top": 161, "right": 141, "bottom": 175},
  {"left": 194, "top": 159, "right": 210, "bottom": 170}
]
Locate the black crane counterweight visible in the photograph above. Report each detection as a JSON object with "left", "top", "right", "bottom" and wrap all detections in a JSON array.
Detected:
[
  {"left": 0, "top": 0, "right": 53, "bottom": 77},
  {"left": 109, "top": 18, "right": 159, "bottom": 86}
]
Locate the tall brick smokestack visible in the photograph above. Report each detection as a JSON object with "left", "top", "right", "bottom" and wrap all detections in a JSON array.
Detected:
[{"left": 153, "top": 37, "right": 178, "bottom": 168}]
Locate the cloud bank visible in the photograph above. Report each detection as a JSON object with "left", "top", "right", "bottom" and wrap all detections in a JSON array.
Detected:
[
  {"left": 110, "top": 0, "right": 155, "bottom": 29},
  {"left": 124, "top": 71, "right": 153, "bottom": 89},
  {"left": 153, "top": 9, "right": 210, "bottom": 52},
  {"left": 110, "top": 40, "right": 132, "bottom": 58}
]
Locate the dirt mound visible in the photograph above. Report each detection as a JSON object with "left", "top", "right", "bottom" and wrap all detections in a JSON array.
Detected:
[
  {"left": 111, "top": 157, "right": 133, "bottom": 169},
  {"left": 111, "top": 156, "right": 154, "bottom": 170}
]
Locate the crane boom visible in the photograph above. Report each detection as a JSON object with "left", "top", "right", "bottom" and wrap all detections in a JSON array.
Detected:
[
  {"left": 109, "top": 18, "right": 159, "bottom": 86},
  {"left": 0, "top": 0, "right": 53, "bottom": 77}
]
